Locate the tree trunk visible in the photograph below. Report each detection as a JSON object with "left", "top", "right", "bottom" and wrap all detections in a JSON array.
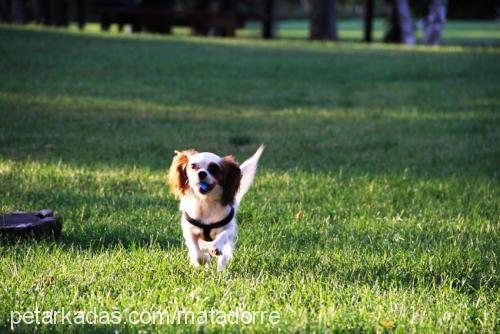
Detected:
[
  {"left": 193, "top": 0, "right": 210, "bottom": 36},
  {"left": 215, "top": 0, "right": 236, "bottom": 37},
  {"left": 384, "top": 0, "right": 415, "bottom": 45},
  {"left": 32, "top": 0, "right": 42, "bottom": 23},
  {"left": 423, "top": 0, "right": 447, "bottom": 45},
  {"left": 0, "top": 0, "right": 10, "bottom": 22},
  {"left": 363, "top": 0, "right": 374, "bottom": 42},
  {"left": 142, "top": 0, "right": 175, "bottom": 34},
  {"left": 395, "top": 0, "right": 415, "bottom": 45},
  {"left": 40, "top": 0, "right": 52, "bottom": 26},
  {"left": 310, "top": 0, "right": 338, "bottom": 41},
  {"left": 10, "top": 0, "right": 26, "bottom": 24},
  {"left": 76, "top": 0, "right": 86, "bottom": 30},
  {"left": 262, "top": 0, "right": 275, "bottom": 39},
  {"left": 53, "top": 0, "right": 69, "bottom": 27}
]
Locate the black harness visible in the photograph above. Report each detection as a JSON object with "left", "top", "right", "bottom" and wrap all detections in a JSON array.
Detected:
[{"left": 184, "top": 207, "right": 234, "bottom": 242}]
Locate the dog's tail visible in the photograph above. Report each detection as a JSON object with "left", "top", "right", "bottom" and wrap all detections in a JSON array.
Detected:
[{"left": 236, "top": 145, "right": 264, "bottom": 204}]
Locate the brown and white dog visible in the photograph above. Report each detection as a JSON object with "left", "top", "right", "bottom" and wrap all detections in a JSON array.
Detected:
[{"left": 168, "top": 145, "right": 264, "bottom": 271}]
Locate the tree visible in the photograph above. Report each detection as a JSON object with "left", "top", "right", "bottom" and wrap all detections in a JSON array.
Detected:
[
  {"left": 10, "top": 0, "right": 26, "bottom": 24},
  {"left": 309, "top": 0, "right": 338, "bottom": 41},
  {"left": 0, "top": 0, "right": 9, "bottom": 22},
  {"left": 384, "top": 0, "right": 415, "bottom": 45},
  {"left": 364, "top": 0, "right": 374, "bottom": 42},
  {"left": 423, "top": 0, "right": 447, "bottom": 45},
  {"left": 262, "top": 0, "right": 275, "bottom": 39}
]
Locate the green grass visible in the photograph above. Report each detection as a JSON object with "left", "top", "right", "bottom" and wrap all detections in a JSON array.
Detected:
[
  {"left": 69, "top": 19, "right": 500, "bottom": 46},
  {"left": 0, "top": 24, "right": 499, "bottom": 333},
  {"left": 273, "top": 20, "right": 500, "bottom": 45},
  {"left": 242, "top": 19, "right": 500, "bottom": 46}
]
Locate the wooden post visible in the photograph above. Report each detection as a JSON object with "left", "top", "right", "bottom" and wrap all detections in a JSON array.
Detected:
[
  {"left": 262, "top": 0, "right": 274, "bottom": 39},
  {"left": 363, "top": 0, "right": 374, "bottom": 42}
]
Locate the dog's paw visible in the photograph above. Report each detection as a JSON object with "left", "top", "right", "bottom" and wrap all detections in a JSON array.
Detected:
[
  {"left": 189, "top": 253, "right": 206, "bottom": 267},
  {"left": 209, "top": 247, "right": 222, "bottom": 257}
]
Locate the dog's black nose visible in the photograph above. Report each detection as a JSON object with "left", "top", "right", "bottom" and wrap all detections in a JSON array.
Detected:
[{"left": 198, "top": 171, "right": 207, "bottom": 180}]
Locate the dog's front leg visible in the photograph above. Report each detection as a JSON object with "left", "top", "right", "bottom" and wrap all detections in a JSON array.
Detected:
[
  {"left": 208, "top": 230, "right": 228, "bottom": 257},
  {"left": 184, "top": 230, "right": 206, "bottom": 267},
  {"left": 209, "top": 230, "right": 235, "bottom": 271},
  {"left": 216, "top": 243, "right": 234, "bottom": 272}
]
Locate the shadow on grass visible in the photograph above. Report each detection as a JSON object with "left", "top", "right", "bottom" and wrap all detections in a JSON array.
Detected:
[
  {"left": 0, "top": 183, "right": 183, "bottom": 252},
  {"left": 0, "top": 220, "right": 183, "bottom": 254},
  {"left": 1, "top": 25, "right": 499, "bottom": 110},
  {"left": 0, "top": 96, "right": 498, "bottom": 177},
  {"left": 0, "top": 27, "right": 498, "bottom": 176},
  {"left": 0, "top": 27, "right": 497, "bottom": 292},
  {"left": 0, "top": 167, "right": 495, "bottom": 294}
]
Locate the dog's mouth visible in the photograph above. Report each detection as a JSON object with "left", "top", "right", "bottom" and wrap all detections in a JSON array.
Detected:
[{"left": 197, "top": 181, "right": 215, "bottom": 195}]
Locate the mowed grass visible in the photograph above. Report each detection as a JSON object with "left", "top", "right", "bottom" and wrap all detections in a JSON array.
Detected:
[
  {"left": 0, "top": 25, "right": 499, "bottom": 333},
  {"left": 72, "top": 19, "right": 500, "bottom": 46},
  {"left": 244, "top": 20, "right": 500, "bottom": 46}
]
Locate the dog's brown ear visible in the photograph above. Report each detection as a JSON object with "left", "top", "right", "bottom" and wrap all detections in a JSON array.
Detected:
[
  {"left": 220, "top": 156, "right": 242, "bottom": 206},
  {"left": 168, "top": 149, "right": 197, "bottom": 199}
]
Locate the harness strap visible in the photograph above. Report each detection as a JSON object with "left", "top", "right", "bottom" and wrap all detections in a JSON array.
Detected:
[{"left": 184, "top": 207, "right": 234, "bottom": 242}]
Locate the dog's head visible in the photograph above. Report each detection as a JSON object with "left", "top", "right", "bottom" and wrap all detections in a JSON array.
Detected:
[{"left": 168, "top": 149, "right": 242, "bottom": 205}]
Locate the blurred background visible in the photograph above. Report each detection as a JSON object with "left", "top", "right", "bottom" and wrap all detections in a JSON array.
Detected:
[{"left": 0, "top": 0, "right": 499, "bottom": 46}]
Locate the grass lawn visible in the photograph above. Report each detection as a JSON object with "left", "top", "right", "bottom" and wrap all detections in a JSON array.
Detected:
[
  {"left": 70, "top": 19, "right": 500, "bottom": 46},
  {"left": 0, "top": 24, "right": 499, "bottom": 333},
  {"left": 244, "top": 20, "right": 500, "bottom": 46}
]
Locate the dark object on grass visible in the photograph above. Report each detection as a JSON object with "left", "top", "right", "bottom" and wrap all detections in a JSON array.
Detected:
[
  {"left": 0, "top": 209, "right": 62, "bottom": 239},
  {"left": 229, "top": 135, "right": 252, "bottom": 146}
]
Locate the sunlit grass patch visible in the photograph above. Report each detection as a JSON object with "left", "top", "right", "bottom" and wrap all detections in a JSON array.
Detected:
[{"left": 0, "top": 25, "right": 499, "bottom": 333}]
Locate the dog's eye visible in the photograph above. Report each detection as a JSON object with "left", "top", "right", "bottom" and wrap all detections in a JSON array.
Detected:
[
  {"left": 208, "top": 163, "right": 220, "bottom": 176},
  {"left": 190, "top": 163, "right": 199, "bottom": 170}
]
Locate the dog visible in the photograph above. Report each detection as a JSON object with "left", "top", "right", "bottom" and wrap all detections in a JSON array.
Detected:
[{"left": 168, "top": 145, "right": 264, "bottom": 271}]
